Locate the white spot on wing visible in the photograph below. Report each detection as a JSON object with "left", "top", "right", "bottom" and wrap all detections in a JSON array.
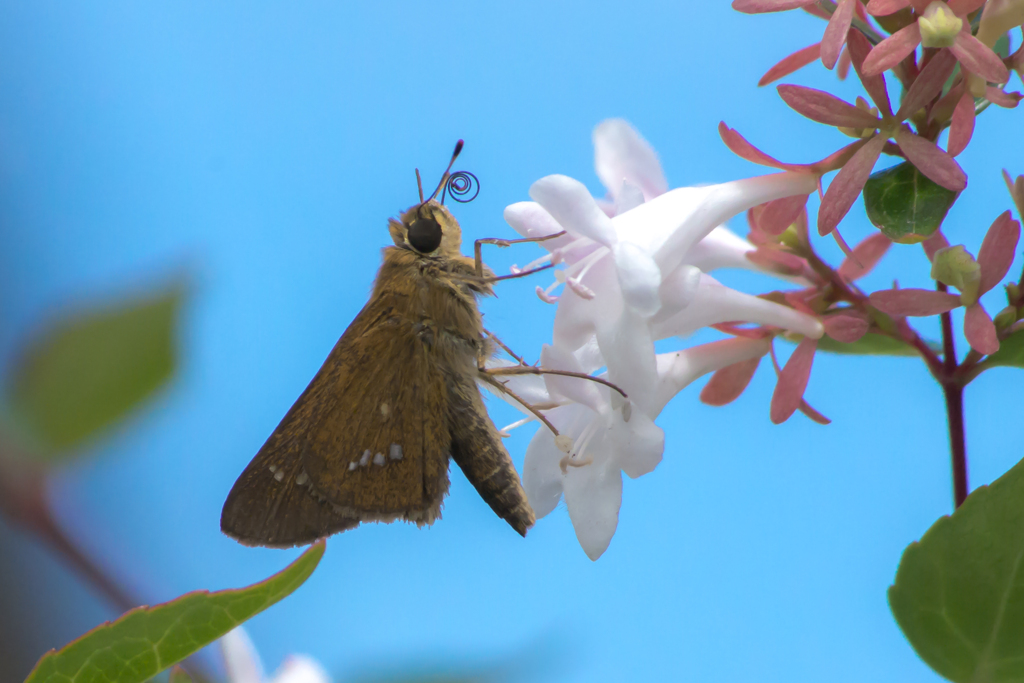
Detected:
[
  {"left": 373, "top": 452, "right": 385, "bottom": 466},
  {"left": 389, "top": 444, "right": 403, "bottom": 460},
  {"left": 348, "top": 461, "right": 358, "bottom": 471},
  {"left": 359, "top": 450, "right": 371, "bottom": 467},
  {"left": 273, "top": 470, "right": 284, "bottom": 482},
  {"left": 296, "top": 471, "right": 309, "bottom": 486},
  {"left": 380, "top": 403, "right": 390, "bottom": 418},
  {"left": 268, "top": 465, "right": 277, "bottom": 474}
]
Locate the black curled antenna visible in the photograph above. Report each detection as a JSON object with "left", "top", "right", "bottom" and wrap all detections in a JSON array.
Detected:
[
  {"left": 419, "top": 140, "right": 481, "bottom": 206},
  {"left": 442, "top": 170, "right": 480, "bottom": 204}
]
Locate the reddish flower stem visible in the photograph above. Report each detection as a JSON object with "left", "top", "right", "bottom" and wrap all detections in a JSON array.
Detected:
[
  {"left": 0, "top": 447, "right": 214, "bottom": 682},
  {"left": 937, "top": 282, "right": 968, "bottom": 508}
]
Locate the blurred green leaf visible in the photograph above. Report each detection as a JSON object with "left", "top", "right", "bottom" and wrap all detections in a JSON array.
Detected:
[
  {"left": 814, "top": 332, "right": 919, "bottom": 356},
  {"left": 864, "top": 162, "right": 958, "bottom": 244},
  {"left": 25, "top": 541, "right": 325, "bottom": 683},
  {"left": 7, "top": 286, "right": 183, "bottom": 456},
  {"left": 889, "top": 457, "right": 1024, "bottom": 682},
  {"left": 983, "top": 327, "right": 1024, "bottom": 369}
]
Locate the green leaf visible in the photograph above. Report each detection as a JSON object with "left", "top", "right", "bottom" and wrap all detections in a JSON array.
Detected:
[
  {"left": 7, "top": 286, "right": 184, "bottom": 456},
  {"left": 863, "top": 161, "right": 958, "bottom": 244},
  {"left": 889, "top": 459, "right": 1024, "bottom": 682},
  {"left": 983, "top": 327, "right": 1024, "bottom": 369},
  {"left": 815, "top": 332, "right": 920, "bottom": 356},
  {"left": 25, "top": 541, "right": 325, "bottom": 683}
]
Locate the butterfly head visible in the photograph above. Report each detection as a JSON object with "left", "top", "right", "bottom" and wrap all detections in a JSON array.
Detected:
[
  {"left": 388, "top": 140, "right": 479, "bottom": 257},
  {"left": 390, "top": 199, "right": 462, "bottom": 256}
]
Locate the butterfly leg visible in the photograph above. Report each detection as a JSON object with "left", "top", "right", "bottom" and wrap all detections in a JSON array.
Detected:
[
  {"left": 477, "top": 371, "right": 562, "bottom": 437},
  {"left": 473, "top": 231, "right": 566, "bottom": 278},
  {"left": 482, "top": 328, "right": 527, "bottom": 366},
  {"left": 484, "top": 364, "right": 628, "bottom": 398}
]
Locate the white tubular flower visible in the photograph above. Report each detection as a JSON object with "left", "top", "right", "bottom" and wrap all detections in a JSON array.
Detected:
[
  {"left": 511, "top": 337, "right": 771, "bottom": 560},
  {"left": 498, "top": 120, "right": 825, "bottom": 560},
  {"left": 221, "top": 627, "right": 331, "bottom": 683}
]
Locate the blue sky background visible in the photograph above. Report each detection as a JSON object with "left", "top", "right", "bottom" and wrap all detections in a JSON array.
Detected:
[{"left": 0, "top": 2, "right": 1020, "bottom": 682}]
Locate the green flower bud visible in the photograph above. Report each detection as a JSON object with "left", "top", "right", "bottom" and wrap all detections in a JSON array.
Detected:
[
  {"left": 994, "top": 305, "right": 1018, "bottom": 331},
  {"left": 919, "top": 1, "right": 963, "bottom": 49},
  {"left": 1007, "top": 281, "right": 1022, "bottom": 304},
  {"left": 931, "top": 244, "right": 981, "bottom": 305}
]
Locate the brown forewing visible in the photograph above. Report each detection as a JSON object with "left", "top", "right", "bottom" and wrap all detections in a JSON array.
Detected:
[{"left": 221, "top": 278, "right": 452, "bottom": 547}]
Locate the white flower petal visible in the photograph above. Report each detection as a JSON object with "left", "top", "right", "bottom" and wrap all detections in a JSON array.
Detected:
[
  {"left": 657, "top": 264, "right": 702, "bottom": 317},
  {"left": 530, "top": 174, "right": 619, "bottom": 246},
  {"left": 684, "top": 225, "right": 756, "bottom": 272},
  {"left": 563, "top": 455, "right": 623, "bottom": 561},
  {"left": 270, "top": 656, "right": 332, "bottom": 683},
  {"left": 596, "top": 308, "right": 659, "bottom": 417},
  {"left": 503, "top": 201, "right": 577, "bottom": 255},
  {"left": 220, "top": 628, "right": 265, "bottom": 683},
  {"left": 612, "top": 242, "right": 662, "bottom": 317},
  {"left": 614, "top": 180, "right": 646, "bottom": 214},
  {"left": 541, "top": 344, "right": 606, "bottom": 414},
  {"left": 650, "top": 274, "right": 823, "bottom": 340},
  {"left": 652, "top": 337, "right": 771, "bottom": 415},
  {"left": 593, "top": 119, "right": 668, "bottom": 202},
  {"left": 523, "top": 414, "right": 572, "bottom": 517},
  {"left": 572, "top": 336, "right": 606, "bottom": 374},
  {"left": 652, "top": 172, "right": 818, "bottom": 278},
  {"left": 608, "top": 410, "right": 664, "bottom": 479},
  {"left": 553, "top": 256, "right": 622, "bottom": 352}
]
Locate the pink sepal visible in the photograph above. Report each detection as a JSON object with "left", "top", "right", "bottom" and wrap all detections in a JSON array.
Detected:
[
  {"left": 837, "top": 45, "right": 852, "bottom": 80},
  {"left": 838, "top": 232, "right": 892, "bottom": 280},
  {"left": 861, "top": 23, "right": 922, "bottom": 77},
  {"left": 733, "top": 0, "right": 816, "bottom": 12},
  {"left": 895, "top": 128, "right": 967, "bottom": 191},
  {"left": 866, "top": 0, "right": 910, "bottom": 15},
  {"left": 986, "top": 86, "right": 1022, "bottom": 108},
  {"left": 699, "top": 357, "right": 762, "bottom": 406},
  {"left": 823, "top": 310, "right": 871, "bottom": 342},
  {"left": 799, "top": 399, "right": 832, "bottom": 425},
  {"left": 831, "top": 227, "right": 856, "bottom": 260},
  {"left": 922, "top": 231, "right": 950, "bottom": 262},
  {"left": 817, "top": 133, "right": 886, "bottom": 235},
  {"left": 712, "top": 323, "right": 773, "bottom": 340},
  {"left": 896, "top": 49, "right": 959, "bottom": 121},
  {"left": 777, "top": 84, "right": 881, "bottom": 128},
  {"left": 869, "top": 288, "right": 961, "bottom": 316},
  {"left": 848, "top": 30, "right": 895, "bottom": 115},
  {"left": 977, "top": 211, "right": 1021, "bottom": 295},
  {"left": 770, "top": 337, "right": 818, "bottom": 424},
  {"left": 947, "top": 88, "right": 976, "bottom": 156},
  {"left": 964, "top": 303, "right": 999, "bottom": 354},
  {"left": 951, "top": 31, "right": 1011, "bottom": 85},
  {"left": 821, "top": 0, "right": 856, "bottom": 70},
  {"left": 760, "top": 194, "right": 810, "bottom": 235},
  {"left": 760, "top": 43, "right": 821, "bottom": 86},
  {"left": 947, "top": 0, "right": 986, "bottom": 14},
  {"left": 745, "top": 248, "right": 811, "bottom": 276}
]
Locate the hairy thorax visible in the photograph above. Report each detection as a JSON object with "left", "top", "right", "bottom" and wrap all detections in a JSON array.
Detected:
[{"left": 375, "top": 246, "right": 489, "bottom": 372}]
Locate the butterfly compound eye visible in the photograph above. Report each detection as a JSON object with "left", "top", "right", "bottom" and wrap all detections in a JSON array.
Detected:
[{"left": 407, "top": 216, "right": 443, "bottom": 253}]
